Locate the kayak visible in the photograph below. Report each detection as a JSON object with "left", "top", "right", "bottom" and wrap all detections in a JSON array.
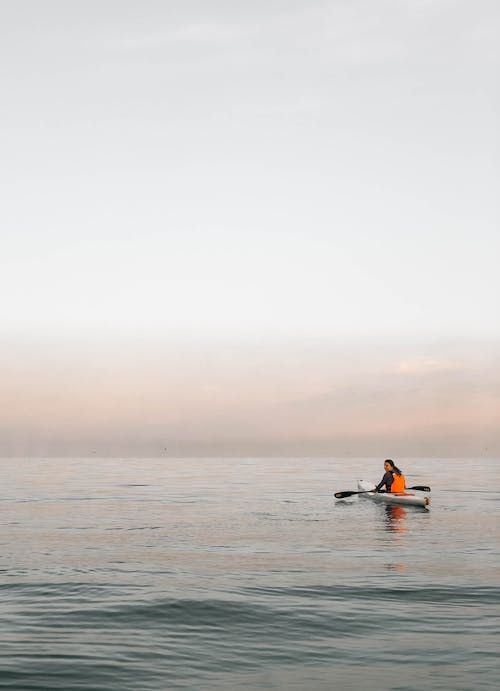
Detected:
[{"left": 357, "top": 480, "right": 430, "bottom": 508}]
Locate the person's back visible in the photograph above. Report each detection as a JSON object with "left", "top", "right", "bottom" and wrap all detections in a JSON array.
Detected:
[{"left": 390, "top": 471, "right": 405, "bottom": 493}]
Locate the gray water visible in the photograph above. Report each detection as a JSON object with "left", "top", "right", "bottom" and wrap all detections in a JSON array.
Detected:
[{"left": 1, "top": 457, "right": 499, "bottom": 690}]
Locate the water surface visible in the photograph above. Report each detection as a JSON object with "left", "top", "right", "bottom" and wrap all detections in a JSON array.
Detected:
[{"left": 1, "top": 457, "right": 499, "bottom": 689}]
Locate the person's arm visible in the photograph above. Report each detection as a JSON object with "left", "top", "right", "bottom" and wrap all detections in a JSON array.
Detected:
[{"left": 375, "top": 471, "right": 392, "bottom": 492}]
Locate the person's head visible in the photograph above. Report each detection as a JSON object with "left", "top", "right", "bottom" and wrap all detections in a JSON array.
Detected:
[{"left": 384, "top": 459, "right": 402, "bottom": 475}]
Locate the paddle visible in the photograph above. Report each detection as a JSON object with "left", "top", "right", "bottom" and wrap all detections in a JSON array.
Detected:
[{"left": 334, "top": 485, "right": 431, "bottom": 499}]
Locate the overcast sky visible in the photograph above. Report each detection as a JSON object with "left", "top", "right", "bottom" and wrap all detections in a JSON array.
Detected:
[{"left": 1, "top": 1, "right": 498, "bottom": 456}]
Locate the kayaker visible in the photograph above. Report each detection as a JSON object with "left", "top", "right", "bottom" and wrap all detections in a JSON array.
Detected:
[{"left": 375, "top": 459, "right": 406, "bottom": 493}]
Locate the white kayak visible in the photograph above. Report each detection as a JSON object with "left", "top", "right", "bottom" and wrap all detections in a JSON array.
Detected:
[{"left": 357, "top": 480, "right": 430, "bottom": 508}]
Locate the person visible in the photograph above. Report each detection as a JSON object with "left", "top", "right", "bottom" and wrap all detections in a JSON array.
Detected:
[{"left": 375, "top": 459, "right": 406, "bottom": 493}]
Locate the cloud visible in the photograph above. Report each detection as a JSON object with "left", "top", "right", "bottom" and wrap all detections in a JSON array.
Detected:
[{"left": 396, "top": 357, "right": 455, "bottom": 374}]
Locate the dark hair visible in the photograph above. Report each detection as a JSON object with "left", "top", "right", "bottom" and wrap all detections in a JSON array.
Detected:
[{"left": 385, "top": 459, "right": 402, "bottom": 476}]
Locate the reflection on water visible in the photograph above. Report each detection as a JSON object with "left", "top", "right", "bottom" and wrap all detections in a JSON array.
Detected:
[
  {"left": 385, "top": 562, "right": 408, "bottom": 572},
  {"left": 384, "top": 505, "right": 408, "bottom": 534},
  {"left": 383, "top": 505, "right": 408, "bottom": 572}
]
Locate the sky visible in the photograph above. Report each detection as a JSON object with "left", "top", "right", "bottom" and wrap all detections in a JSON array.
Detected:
[{"left": 1, "top": 1, "right": 499, "bottom": 456}]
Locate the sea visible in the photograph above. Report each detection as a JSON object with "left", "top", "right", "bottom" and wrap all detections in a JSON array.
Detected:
[{"left": 1, "top": 456, "right": 499, "bottom": 690}]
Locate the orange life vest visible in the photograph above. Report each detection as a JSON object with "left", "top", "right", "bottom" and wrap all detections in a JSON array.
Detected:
[{"left": 390, "top": 473, "right": 406, "bottom": 493}]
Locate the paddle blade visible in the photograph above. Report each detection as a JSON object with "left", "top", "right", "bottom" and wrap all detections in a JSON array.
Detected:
[
  {"left": 409, "top": 485, "right": 431, "bottom": 492},
  {"left": 334, "top": 490, "right": 356, "bottom": 499}
]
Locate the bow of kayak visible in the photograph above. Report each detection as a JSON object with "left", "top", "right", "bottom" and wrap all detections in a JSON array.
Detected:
[{"left": 358, "top": 480, "right": 430, "bottom": 508}]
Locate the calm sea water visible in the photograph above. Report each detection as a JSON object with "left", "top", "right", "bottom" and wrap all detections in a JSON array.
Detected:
[{"left": 1, "top": 456, "right": 499, "bottom": 690}]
